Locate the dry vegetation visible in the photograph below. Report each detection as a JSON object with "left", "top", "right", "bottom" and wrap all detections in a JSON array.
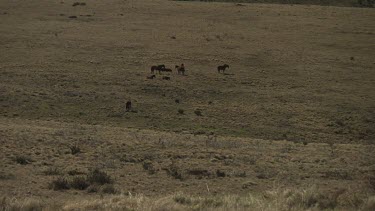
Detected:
[
  {"left": 0, "top": 118, "right": 374, "bottom": 210},
  {"left": 0, "top": 0, "right": 374, "bottom": 210},
  {"left": 1, "top": 186, "right": 375, "bottom": 210}
]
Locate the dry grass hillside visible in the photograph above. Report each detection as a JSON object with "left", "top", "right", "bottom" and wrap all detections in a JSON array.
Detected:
[
  {"left": 0, "top": 118, "right": 374, "bottom": 210},
  {"left": 0, "top": 0, "right": 374, "bottom": 210}
]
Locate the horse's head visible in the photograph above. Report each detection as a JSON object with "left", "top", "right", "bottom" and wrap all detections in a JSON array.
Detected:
[{"left": 224, "top": 64, "right": 229, "bottom": 68}]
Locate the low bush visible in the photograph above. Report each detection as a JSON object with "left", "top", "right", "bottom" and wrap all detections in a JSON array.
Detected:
[
  {"left": 70, "top": 176, "right": 90, "bottom": 190},
  {"left": 87, "top": 169, "right": 113, "bottom": 185},
  {"left": 14, "top": 155, "right": 32, "bottom": 165},
  {"left": 50, "top": 177, "right": 69, "bottom": 190}
]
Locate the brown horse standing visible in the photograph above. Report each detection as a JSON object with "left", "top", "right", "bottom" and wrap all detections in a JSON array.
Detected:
[
  {"left": 217, "top": 64, "right": 229, "bottom": 73},
  {"left": 151, "top": 65, "right": 165, "bottom": 74},
  {"left": 175, "top": 64, "right": 185, "bottom": 75},
  {"left": 147, "top": 75, "right": 156, "bottom": 79},
  {"left": 126, "top": 100, "right": 132, "bottom": 112}
]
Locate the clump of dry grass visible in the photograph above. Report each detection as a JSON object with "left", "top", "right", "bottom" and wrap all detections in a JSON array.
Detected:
[
  {"left": 177, "top": 109, "right": 185, "bottom": 115},
  {"left": 165, "top": 162, "right": 185, "bottom": 180},
  {"left": 194, "top": 109, "right": 203, "bottom": 116},
  {"left": 70, "top": 176, "right": 90, "bottom": 190},
  {"left": 48, "top": 169, "right": 113, "bottom": 191},
  {"left": 49, "top": 177, "right": 69, "bottom": 191},
  {"left": 87, "top": 169, "right": 113, "bottom": 185},
  {"left": 14, "top": 155, "right": 32, "bottom": 165},
  {"left": 100, "top": 184, "right": 118, "bottom": 194},
  {"left": 69, "top": 144, "right": 81, "bottom": 155},
  {"left": 0, "top": 197, "right": 44, "bottom": 211},
  {"left": 142, "top": 160, "right": 158, "bottom": 175},
  {"left": 42, "top": 167, "right": 61, "bottom": 176}
]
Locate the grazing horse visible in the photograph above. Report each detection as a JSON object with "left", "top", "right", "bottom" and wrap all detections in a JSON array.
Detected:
[
  {"left": 126, "top": 100, "right": 132, "bottom": 112},
  {"left": 175, "top": 65, "right": 185, "bottom": 75},
  {"left": 162, "top": 76, "right": 171, "bottom": 80},
  {"left": 217, "top": 64, "right": 229, "bottom": 73},
  {"left": 147, "top": 75, "right": 156, "bottom": 79},
  {"left": 151, "top": 65, "right": 165, "bottom": 74}
]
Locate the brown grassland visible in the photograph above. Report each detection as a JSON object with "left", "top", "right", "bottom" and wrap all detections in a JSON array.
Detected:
[{"left": 0, "top": 0, "right": 374, "bottom": 210}]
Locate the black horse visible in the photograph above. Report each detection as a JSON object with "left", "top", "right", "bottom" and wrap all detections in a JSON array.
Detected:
[
  {"left": 217, "top": 64, "right": 229, "bottom": 73},
  {"left": 162, "top": 76, "right": 171, "bottom": 80},
  {"left": 175, "top": 65, "right": 185, "bottom": 75},
  {"left": 147, "top": 75, "right": 156, "bottom": 79},
  {"left": 151, "top": 64, "right": 165, "bottom": 74},
  {"left": 126, "top": 100, "right": 132, "bottom": 112}
]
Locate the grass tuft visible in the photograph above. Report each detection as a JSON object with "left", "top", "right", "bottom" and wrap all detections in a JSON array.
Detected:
[
  {"left": 49, "top": 177, "right": 70, "bottom": 190},
  {"left": 69, "top": 145, "right": 81, "bottom": 155},
  {"left": 87, "top": 169, "right": 113, "bottom": 185},
  {"left": 43, "top": 167, "right": 61, "bottom": 176},
  {"left": 70, "top": 176, "right": 90, "bottom": 190},
  {"left": 194, "top": 109, "right": 203, "bottom": 116},
  {"left": 14, "top": 155, "right": 32, "bottom": 165},
  {"left": 178, "top": 109, "right": 185, "bottom": 115}
]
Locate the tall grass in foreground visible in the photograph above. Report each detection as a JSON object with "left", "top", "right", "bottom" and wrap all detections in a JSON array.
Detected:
[{"left": 1, "top": 186, "right": 374, "bottom": 210}]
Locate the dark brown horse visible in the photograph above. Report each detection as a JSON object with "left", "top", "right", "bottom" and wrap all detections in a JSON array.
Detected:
[
  {"left": 175, "top": 65, "right": 185, "bottom": 75},
  {"left": 126, "top": 100, "right": 132, "bottom": 112},
  {"left": 147, "top": 75, "right": 156, "bottom": 79},
  {"left": 162, "top": 76, "right": 171, "bottom": 80},
  {"left": 151, "top": 65, "right": 165, "bottom": 74},
  {"left": 217, "top": 64, "right": 229, "bottom": 73}
]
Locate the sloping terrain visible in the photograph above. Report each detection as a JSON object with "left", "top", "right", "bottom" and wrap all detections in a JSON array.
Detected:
[
  {"left": 0, "top": 118, "right": 374, "bottom": 209},
  {"left": 0, "top": 0, "right": 374, "bottom": 210}
]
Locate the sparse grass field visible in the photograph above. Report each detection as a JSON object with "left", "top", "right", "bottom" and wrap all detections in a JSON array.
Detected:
[{"left": 0, "top": 0, "right": 374, "bottom": 210}]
